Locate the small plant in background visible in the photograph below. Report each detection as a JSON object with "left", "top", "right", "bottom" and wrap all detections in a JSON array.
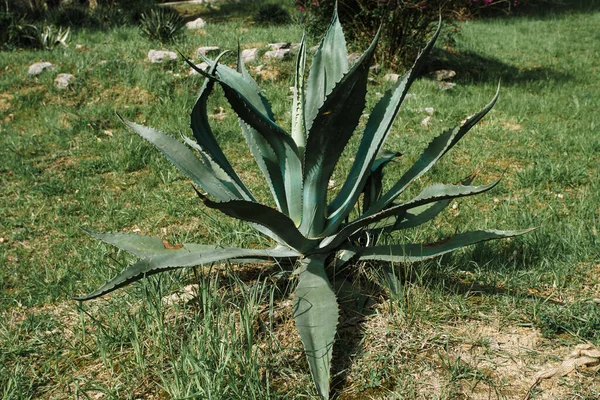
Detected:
[
  {"left": 139, "top": 7, "right": 185, "bottom": 43},
  {"left": 296, "top": 0, "right": 471, "bottom": 68},
  {"left": 254, "top": 3, "right": 291, "bottom": 25},
  {"left": 31, "top": 24, "right": 70, "bottom": 50},
  {"left": 75, "top": 9, "right": 531, "bottom": 399}
]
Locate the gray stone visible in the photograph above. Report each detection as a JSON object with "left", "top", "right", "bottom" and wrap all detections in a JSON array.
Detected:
[
  {"left": 241, "top": 48, "right": 259, "bottom": 64},
  {"left": 264, "top": 49, "right": 291, "bottom": 60},
  {"left": 430, "top": 69, "right": 456, "bottom": 81},
  {"left": 186, "top": 17, "right": 206, "bottom": 30},
  {"left": 188, "top": 62, "right": 209, "bottom": 75},
  {"left": 268, "top": 42, "right": 291, "bottom": 50},
  {"left": 196, "top": 46, "right": 220, "bottom": 56},
  {"left": 421, "top": 116, "right": 432, "bottom": 127},
  {"left": 384, "top": 73, "right": 400, "bottom": 83},
  {"left": 28, "top": 62, "right": 54, "bottom": 76},
  {"left": 437, "top": 81, "right": 456, "bottom": 91},
  {"left": 424, "top": 107, "right": 434, "bottom": 115},
  {"left": 369, "top": 64, "right": 380, "bottom": 74},
  {"left": 348, "top": 52, "right": 361, "bottom": 65},
  {"left": 148, "top": 50, "right": 178, "bottom": 63},
  {"left": 54, "top": 73, "right": 75, "bottom": 89}
]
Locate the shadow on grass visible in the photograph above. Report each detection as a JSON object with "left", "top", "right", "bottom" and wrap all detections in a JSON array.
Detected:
[{"left": 423, "top": 48, "right": 572, "bottom": 86}]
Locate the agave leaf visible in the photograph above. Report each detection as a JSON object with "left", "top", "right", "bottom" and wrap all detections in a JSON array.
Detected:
[
  {"left": 315, "top": 180, "right": 501, "bottom": 254},
  {"left": 196, "top": 53, "right": 275, "bottom": 120},
  {"left": 292, "top": 34, "right": 308, "bottom": 157},
  {"left": 188, "top": 59, "right": 303, "bottom": 223},
  {"left": 239, "top": 122, "right": 289, "bottom": 214},
  {"left": 359, "top": 228, "right": 534, "bottom": 262},
  {"left": 301, "top": 28, "right": 380, "bottom": 237},
  {"left": 74, "top": 246, "right": 300, "bottom": 301},
  {"left": 332, "top": 246, "right": 359, "bottom": 269},
  {"left": 293, "top": 257, "right": 338, "bottom": 399},
  {"left": 181, "top": 133, "right": 252, "bottom": 201},
  {"left": 326, "top": 23, "right": 441, "bottom": 232},
  {"left": 190, "top": 52, "right": 253, "bottom": 201},
  {"left": 119, "top": 117, "right": 238, "bottom": 202},
  {"left": 370, "top": 88, "right": 500, "bottom": 214},
  {"left": 82, "top": 228, "right": 218, "bottom": 258},
  {"left": 304, "top": 7, "right": 349, "bottom": 132},
  {"left": 362, "top": 150, "right": 402, "bottom": 212},
  {"left": 365, "top": 200, "right": 451, "bottom": 234},
  {"left": 195, "top": 188, "right": 319, "bottom": 253},
  {"left": 363, "top": 172, "right": 477, "bottom": 233}
]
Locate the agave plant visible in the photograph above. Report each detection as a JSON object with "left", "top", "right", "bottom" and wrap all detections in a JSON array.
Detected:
[{"left": 75, "top": 10, "right": 531, "bottom": 399}]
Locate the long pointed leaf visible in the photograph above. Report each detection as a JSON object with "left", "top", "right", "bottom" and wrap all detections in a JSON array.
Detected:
[
  {"left": 292, "top": 34, "right": 308, "bottom": 157},
  {"left": 187, "top": 58, "right": 303, "bottom": 223},
  {"left": 304, "top": 7, "right": 348, "bottom": 132},
  {"left": 370, "top": 88, "right": 500, "bottom": 214},
  {"left": 293, "top": 257, "right": 338, "bottom": 399},
  {"left": 326, "top": 23, "right": 441, "bottom": 233},
  {"left": 120, "top": 117, "right": 237, "bottom": 202},
  {"left": 301, "top": 28, "right": 380, "bottom": 237},
  {"left": 189, "top": 52, "right": 253, "bottom": 200},
  {"left": 195, "top": 189, "right": 318, "bottom": 253},
  {"left": 75, "top": 246, "right": 300, "bottom": 301},
  {"left": 359, "top": 229, "right": 534, "bottom": 262},
  {"left": 315, "top": 180, "right": 501, "bottom": 254},
  {"left": 82, "top": 228, "right": 218, "bottom": 258},
  {"left": 182, "top": 133, "right": 251, "bottom": 201}
]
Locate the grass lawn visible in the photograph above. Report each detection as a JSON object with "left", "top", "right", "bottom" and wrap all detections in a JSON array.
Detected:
[{"left": 1, "top": 1, "right": 599, "bottom": 399}]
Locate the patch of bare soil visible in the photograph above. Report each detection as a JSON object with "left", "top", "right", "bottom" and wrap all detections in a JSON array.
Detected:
[
  {"left": 0, "top": 93, "right": 13, "bottom": 113},
  {"left": 339, "top": 312, "right": 600, "bottom": 399}
]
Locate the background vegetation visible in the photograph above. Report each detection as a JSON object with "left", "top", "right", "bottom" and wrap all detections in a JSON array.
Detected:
[{"left": 1, "top": 0, "right": 599, "bottom": 398}]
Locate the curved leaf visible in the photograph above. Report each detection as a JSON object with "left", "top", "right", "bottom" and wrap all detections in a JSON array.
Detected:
[
  {"left": 196, "top": 189, "right": 319, "bottom": 253},
  {"left": 292, "top": 34, "right": 308, "bottom": 158},
  {"left": 315, "top": 180, "right": 501, "bottom": 254},
  {"left": 304, "top": 7, "right": 348, "bottom": 132},
  {"left": 82, "top": 228, "right": 217, "bottom": 258},
  {"left": 326, "top": 23, "right": 441, "bottom": 233},
  {"left": 187, "top": 58, "right": 303, "bottom": 223},
  {"left": 74, "top": 246, "right": 300, "bottom": 301},
  {"left": 189, "top": 52, "right": 253, "bottom": 201},
  {"left": 369, "top": 87, "right": 500, "bottom": 214},
  {"left": 119, "top": 117, "right": 237, "bottom": 202},
  {"left": 300, "top": 28, "right": 380, "bottom": 237},
  {"left": 293, "top": 257, "right": 338, "bottom": 399},
  {"left": 359, "top": 228, "right": 534, "bottom": 262}
]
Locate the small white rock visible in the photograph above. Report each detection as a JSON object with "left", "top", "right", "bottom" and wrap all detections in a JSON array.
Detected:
[
  {"left": 348, "top": 52, "right": 361, "bottom": 65},
  {"left": 431, "top": 69, "right": 456, "bottom": 81},
  {"left": 384, "top": 73, "right": 400, "bottom": 83},
  {"left": 28, "top": 61, "right": 54, "bottom": 76},
  {"left": 268, "top": 42, "right": 291, "bottom": 50},
  {"left": 196, "top": 46, "right": 220, "bottom": 56},
  {"left": 369, "top": 64, "right": 380, "bottom": 74},
  {"left": 264, "top": 49, "right": 291, "bottom": 60},
  {"left": 437, "top": 81, "right": 456, "bottom": 91},
  {"left": 424, "top": 107, "right": 434, "bottom": 115},
  {"left": 421, "top": 116, "right": 432, "bottom": 127},
  {"left": 148, "top": 50, "right": 178, "bottom": 64},
  {"left": 54, "top": 73, "right": 75, "bottom": 89},
  {"left": 186, "top": 17, "right": 206, "bottom": 30},
  {"left": 241, "top": 48, "right": 259, "bottom": 64}
]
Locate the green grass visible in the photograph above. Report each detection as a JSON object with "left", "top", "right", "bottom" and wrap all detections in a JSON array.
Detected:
[{"left": 1, "top": 3, "right": 600, "bottom": 399}]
